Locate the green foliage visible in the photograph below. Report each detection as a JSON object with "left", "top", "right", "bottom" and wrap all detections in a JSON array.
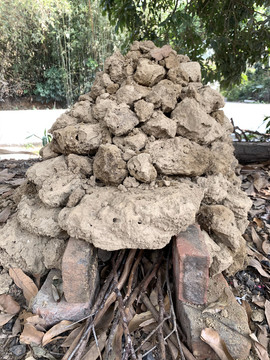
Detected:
[
  {"left": 264, "top": 116, "right": 270, "bottom": 133},
  {"left": 100, "top": 0, "right": 270, "bottom": 88},
  {"left": 0, "top": 0, "right": 122, "bottom": 105},
  {"left": 223, "top": 64, "right": 270, "bottom": 103},
  {"left": 34, "top": 67, "right": 67, "bottom": 103}
]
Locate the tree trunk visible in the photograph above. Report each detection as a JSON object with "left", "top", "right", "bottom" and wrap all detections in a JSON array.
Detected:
[{"left": 233, "top": 142, "right": 270, "bottom": 164}]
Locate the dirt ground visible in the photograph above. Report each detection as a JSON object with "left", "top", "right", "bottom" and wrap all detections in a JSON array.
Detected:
[
  {"left": 0, "top": 158, "right": 269, "bottom": 360},
  {"left": 0, "top": 97, "right": 65, "bottom": 111}
]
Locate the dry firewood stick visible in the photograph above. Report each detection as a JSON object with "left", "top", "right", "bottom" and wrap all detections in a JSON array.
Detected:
[
  {"left": 93, "top": 249, "right": 137, "bottom": 326},
  {"left": 103, "top": 309, "right": 120, "bottom": 360},
  {"left": 126, "top": 255, "right": 163, "bottom": 308},
  {"left": 141, "top": 293, "right": 178, "bottom": 348},
  {"left": 157, "top": 269, "right": 166, "bottom": 360},
  {"left": 92, "top": 250, "right": 125, "bottom": 314},
  {"left": 124, "top": 249, "right": 144, "bottom": 301},
  {"left": 114, "top": 285, "right": 137, "bottom": 360},
  {"left": 134, "top": 315, "right": 171, "bottom": 354},
  {"left": 165, "top": 254, "right": 186, "bottom": 360}
]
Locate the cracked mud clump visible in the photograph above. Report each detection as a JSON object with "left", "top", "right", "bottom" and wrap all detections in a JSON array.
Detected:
[{"left": 0, "top": 41, "right": 251, "bottom": 277}]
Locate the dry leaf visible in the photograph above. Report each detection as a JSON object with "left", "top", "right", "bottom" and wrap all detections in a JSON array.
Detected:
[
  {"left": 0, "top": 294, "right": 20, "bottom": 314},
  {"left": 252, "top": 295, "right": 266, "bottom": 308},
  {"left": 139, "top": 318, "right": 156, "bottom": 328},
  {"left": 20, "top": 323, "right": 44, "bottom": 345},
  {"left": 26, "top": 314, "right": 47, "bottom": 328},
  {"left": 42, "top": 320, "right": 78, "bottom": 346},
  {"left": 9, "top": 268, "right": 38, "bottom": 304},
  {"left": 202, "top": 289, "right": 229, "bottom": 314},
  {"left": 200, "top": 328, "right": 234, "bottom": 360},
  {"left": 0, "top": 169, "right": 15, "bottom": 182},
  {"left": 253, "top": 218, "right": 264, "bottom": 228},
  {"left": 261, "top": 240, "right": 270, "bottom": 255},
  {"left": 264, "top": 300, "right": 270, "bottom": 328},
  {"left": 61, "top": 325, "right": 84, "bottom": 348},
  {"left": 0, "top": 207, "right": 11, "bottom": 223},
  {"left": 128, "top": 311, "right": 153, "bottom": 333},
  {"left": 8, "top": 178, "right": 26, "bottom": 186},
  {"left": 248, "top": 258, "right": 270, "bottom": 278},
  {"left": 32, "top": 345, "right": 57, "bottom": 360},
  {"left": 250, "top": 333, "right": 269, "bottom": 360},
  {"left": 19, "top": 310, "right": 35, "bottom": 323},
  {"left": 253, "top": 342, "right": 269, "bottom": 360},
  {"left": 0, "top": 186, "right": 12, "bottom": 195},
  {"left": 82, "top": 331, "right": 107, "bottom": 360},
  {"left": 251, "top": 227, "right": 263, "bottom": 251},
  {"left": 0, "top": 313, "right": 14, "bottom": 326},
  {"left": 252, "top": 172, "right": 269, "bottom": 192},
  {"left": 257, "top": 325, "right": 268, "bottom": 350},
  {"left": 12, "top": 317, "right": 22, "bottom": 336},
  {"left": 241, "top": 300, "right": 252, "bottom": 326},
  {"left": 62, "top": 326, "right": 85, "bottom": 360}
]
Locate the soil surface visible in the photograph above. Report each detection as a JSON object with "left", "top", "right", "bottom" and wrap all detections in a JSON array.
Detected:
[{"left": 0, "top": 97, "right": 65, "bottom": 111}]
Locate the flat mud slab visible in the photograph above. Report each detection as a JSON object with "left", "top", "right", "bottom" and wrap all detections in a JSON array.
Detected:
[{"left": 234, "top": 142, "right": 270, "bottom": 164}]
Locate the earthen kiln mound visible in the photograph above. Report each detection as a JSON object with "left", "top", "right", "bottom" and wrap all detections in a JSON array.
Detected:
[{"left": 0, "top": 41, "right": 251, "bottom": 277}]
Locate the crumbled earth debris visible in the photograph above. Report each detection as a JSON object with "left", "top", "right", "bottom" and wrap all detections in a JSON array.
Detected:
[
  {"left": 0, "top": 157, "right": 270, "bottom": 359},
  {"left": 0, "top": 41, "right": 269, "bottom": 359},
  {"left": 0, "top": 40, "right": 250, "bottom": 275}
]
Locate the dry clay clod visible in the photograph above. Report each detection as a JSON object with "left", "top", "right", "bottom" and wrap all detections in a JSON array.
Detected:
[{"left": 0, "top": 40, "right": 251, "bottom": 277}]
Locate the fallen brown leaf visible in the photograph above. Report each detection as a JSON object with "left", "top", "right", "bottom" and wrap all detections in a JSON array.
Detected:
[
  {"left": 61, "top": 325, "right": 84, "bottom": 348},
  {"left": 250, "top": 333, "right": 269, "bottom": 360},
  {"left": 241, "top": 300, "right": 252, "bottom": 327},
  {"left": 253, "top": 218, "right": 264, "bottom": 228},
  {"left": 200, "top": 328, "right": 234, "bottom": 360},
  {"left": 0, "top": 294, "right": 20, "bottom": 315},
  {"left": 128, "top": 311, "right": 153, "bottom": 333},
  {"left": 248, "top": 258, "right": 270, "bottom": 278},
  {"left": 7, "top": 178, "right": 26, "bottom": 186},
  {"left": 0, "top": 169, "right": 15, "bottom": 182},
  {"left": 261, "top": 240, "right": 270, "bottom": 255},
  {"left": 257, "top": 325, "right": 268, "bottom": 350},
  {"left": 252, "top": 295, "right": 266, "bottom": 308},
  {"left": 264, "top": 300, "right": 270, "bottom": 328},
  {"left": 20, "top": 323, "right": 44, "bottom": 345},
  {"left": 251, "top": 227, "right": 263, "bottom": 251},
  {"left": 61, "top": 326, "right": 85, "bottom": 360},
  {"left": 42, "top": 320, "right": 78, "bottom": 346},
  {"left": 0, "top": 207, "right": 11, "bottom": 223},
  {"left": 26, "top": 314, "right": 47, "bottom": 328},
  {"left": 9, "top": 268, "right": 38, "bottom": 304},
  {"left": 0, "top": 313, "right": 14, "bottom": 326},
  {"left": 12, "top": 317, "right": 22, "bottom": 336},
  {"left": 82, "top": 331, "right": 107, "bottom": 360}
]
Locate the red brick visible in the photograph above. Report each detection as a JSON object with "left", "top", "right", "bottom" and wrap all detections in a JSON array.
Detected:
[
  {"left": 173, "top": 224, "right": 210, "bottom": 305},
  {"left": 62, "top": 237, "right": 99, "bottom": 303},
  {"left": 31, "top": 270, "right": 90, "bottom": 326},
  {"left": 176, "top": 274, "right": 251, "bottom": 360}
]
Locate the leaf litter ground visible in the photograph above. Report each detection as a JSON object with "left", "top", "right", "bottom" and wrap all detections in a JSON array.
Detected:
[{"left": 0, "top": 158, "right": 270, "bottom": 360}]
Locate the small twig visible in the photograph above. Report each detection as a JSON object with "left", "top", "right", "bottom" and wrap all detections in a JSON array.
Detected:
[
  {"left": 134, "top": 315, "right": 171, "bottom": 353},
  {"left": 166, "top": 252, "right": 186, "bottom": 360},
  {"left": 157, "top": 269, "right": 166, "bottom": 359},
  {"left": 103, "top": 309, "right": 120, "bottom": 360},
  {"left": 124, "top": 249, "right": 144, "bottom": 302},
  {"left": 92, "top": 324, "right": 103, "bottom": 360},
  {"left": 126, "top": 254, "right": 163, "bottom": 308},
  {"left": 113, "top": 264, "right": 137, "bottom": 360}
]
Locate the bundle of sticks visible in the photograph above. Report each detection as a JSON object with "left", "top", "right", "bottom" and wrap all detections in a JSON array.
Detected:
[{"left": 62, "top": 247, "right": 195, "bottom": 360}]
